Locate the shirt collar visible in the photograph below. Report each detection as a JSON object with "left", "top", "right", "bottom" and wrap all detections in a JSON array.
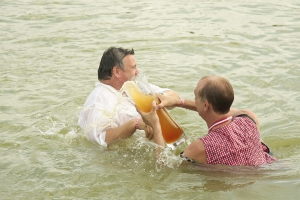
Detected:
[{"left": 96, "top": 82, "right": 121, "bottom": 94}]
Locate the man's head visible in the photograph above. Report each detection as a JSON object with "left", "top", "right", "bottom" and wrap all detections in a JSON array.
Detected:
[
  {"left": 194, "top": 76, "right": 234, "bottom": 115},
  {"left": 98, "top": 47, "right": 138, "bottom": 81}
]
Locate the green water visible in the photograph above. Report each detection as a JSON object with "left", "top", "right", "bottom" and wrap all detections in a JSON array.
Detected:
[{"left": 1, "top": 0, "right": 300, "bottom": 199}]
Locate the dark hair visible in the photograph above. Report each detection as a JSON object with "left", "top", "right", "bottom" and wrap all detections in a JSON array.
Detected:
[
  {"left": 199, "top": 76, "right": 234, "bottom": 114},
  {"left": 98, "top": 47, "right": 135, "bottom": 80}
]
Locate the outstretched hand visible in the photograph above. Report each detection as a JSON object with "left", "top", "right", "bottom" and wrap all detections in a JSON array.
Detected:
[{"left": 156, "top": 93, "right": 180, "bottom": 110}]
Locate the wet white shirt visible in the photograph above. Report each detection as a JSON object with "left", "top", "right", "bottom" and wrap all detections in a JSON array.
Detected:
[{"left": 78, "top": 82, "right": 169, "bottom": 147}]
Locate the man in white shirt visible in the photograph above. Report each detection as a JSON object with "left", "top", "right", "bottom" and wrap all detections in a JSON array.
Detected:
[{"left": 78, "top": 47, "right": 179, "bottom": 147}]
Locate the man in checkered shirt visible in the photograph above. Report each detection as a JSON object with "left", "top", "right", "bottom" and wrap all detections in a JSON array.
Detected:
[{"left": 137, "top": 76, "right": 276, "bottom": 166}]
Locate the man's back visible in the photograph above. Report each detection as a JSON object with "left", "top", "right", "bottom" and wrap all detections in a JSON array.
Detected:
[{"left": 201, "top": 115, "right": 276, "bottom": 166}]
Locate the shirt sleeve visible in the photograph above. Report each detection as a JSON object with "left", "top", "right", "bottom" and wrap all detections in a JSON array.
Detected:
[
  {"left": 78, "top": 103, "right": 117, "bottom": 147},
  {"left": 149, "top": 83, "right": 170, "bottom": 94},
  {"left": 78, "top": 87, "right": 139, "bottom": 147}
]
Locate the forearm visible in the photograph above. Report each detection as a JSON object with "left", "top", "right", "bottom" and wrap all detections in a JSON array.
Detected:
[
  {"left": 181, "top": 99, "right": 197, "bottom": 111},
  {"left": 163, "top": 90, "right": 197, "bottom": 111},
  {"left": 163, "top": 90, "right": 180, "bottom": 98},
  {"left": 152, "top": 121, "right": 165, "bottom": 147},
  {"left": 156, "top": 93, "right": 198, "bottom": 111},
  {"left": 172, "top": 98, "right": 197, "bottom": 111},
  {"left": 105, "top": 119, "right": 137, "bottom": 145}
]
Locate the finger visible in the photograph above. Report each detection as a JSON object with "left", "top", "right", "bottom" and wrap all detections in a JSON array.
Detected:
[
  {"left": 148, "top": 126, "right": 154, "bottom": 140},
  {"left": 150, "top": 132, "right": 154, "bottom": 140},
  {"left": 144, "top": 126, "right": 151, "bottom": 140},
  {"left": 151, "top": 101, "right": 157, "bottom": 111},
  {"left": 148, "top": 133, "right": 153, "bottom": 140},
  {"left": 156, "top": 104, "right": 163, "bottom": 110},
  {"left": 155, "top": 95, "right": 164, "bottom": 110},
  {"left": 145, "top": 126, "right": 150, "bottom": 138},
  {"left": 156, "top": 93, "right": 164, "bottom": 100}
]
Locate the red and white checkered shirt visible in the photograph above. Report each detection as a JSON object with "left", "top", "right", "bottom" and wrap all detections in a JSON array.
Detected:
[{"left": 200, "top": 115, "right": 276, "bottom": 166}]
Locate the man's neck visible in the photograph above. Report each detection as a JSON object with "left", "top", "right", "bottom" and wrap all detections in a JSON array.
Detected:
[
  {"left": 100, "top": 76, "right": 123, "bottom": 90},
  {"left": 206, "top": 112, "right": 231, "bottom": 131}
]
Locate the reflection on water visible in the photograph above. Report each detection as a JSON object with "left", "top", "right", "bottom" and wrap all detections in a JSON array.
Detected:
[{"left": 1, "top": 0, "right": 300, "bottom": 199}]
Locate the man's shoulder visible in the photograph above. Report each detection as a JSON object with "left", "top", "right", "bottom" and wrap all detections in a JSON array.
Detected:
[{"left": 83, "top": 84, "right": 110, "bottom": 104}]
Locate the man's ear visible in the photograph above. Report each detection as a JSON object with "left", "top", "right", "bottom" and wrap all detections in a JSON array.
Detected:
[
  {"left": 203, "top": 100, "right": 209, "bottom": 111},
  {"left": 112, "top": 66, "right": 121, "bottom": 78}
]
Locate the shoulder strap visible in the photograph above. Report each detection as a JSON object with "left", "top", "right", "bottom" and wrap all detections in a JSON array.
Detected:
[{"left": 235, "top": 114, "right": 256, "bottom": 124}]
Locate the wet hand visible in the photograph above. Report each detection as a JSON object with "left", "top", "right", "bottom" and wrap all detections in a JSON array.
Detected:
[
  {"left": 136, "top": 119, "right": 154, "bottom": 140},
  {"left": 144, "top": 125, "right": 154, "bottom": 140}
]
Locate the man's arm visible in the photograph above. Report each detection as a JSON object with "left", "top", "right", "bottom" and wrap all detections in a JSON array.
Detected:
[
  {"left": 229, "top": 108, "right": 259, "bottom": 128},
  {"left": 162, "top": 90, "right": 180, "bottom": 98},
  {"left": 183, "top": 139, "right": 207, "bottom": 164},
  {"left": 181, "top": 99, "right": 198, "bottom": 111},
  {"left": 105, "top": 119, "right": 153, "bottom": 146},
  {"left": 156, "top": 94, "right": 198, "bottom": 111},
  {"left": 136, "top": 101, "right": 165, "bottom": 147}
]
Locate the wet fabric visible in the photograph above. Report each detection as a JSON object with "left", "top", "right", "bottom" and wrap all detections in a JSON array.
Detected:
[
  {"left": 200, "top": 115, "right": 276, "bottom": 166},
  {"left": 78, "top": 82, "right": 169, "bottom": 147}
]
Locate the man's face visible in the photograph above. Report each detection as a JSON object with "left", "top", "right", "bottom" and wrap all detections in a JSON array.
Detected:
[{"left": 119, "top": 54, "right": 139, "bottom": 84}]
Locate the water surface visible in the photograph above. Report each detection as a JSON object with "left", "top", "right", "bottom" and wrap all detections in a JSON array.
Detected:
[{"left": 1, "top": 0, "right": 300, "bottom": 199}]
